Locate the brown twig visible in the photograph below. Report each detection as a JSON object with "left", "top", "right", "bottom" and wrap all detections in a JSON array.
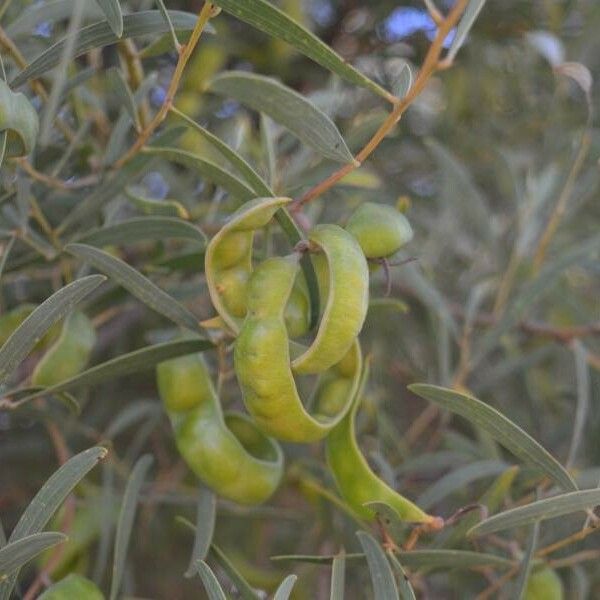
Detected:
[{"left": 289, "top": 0, "right": 469, "bottom": 212}]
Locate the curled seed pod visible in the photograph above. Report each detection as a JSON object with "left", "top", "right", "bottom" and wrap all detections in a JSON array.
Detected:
[
  {"left": 0, "top": 79, "right": 39, "bottom": 157},
  {"left": 157, "top": 352, "right": 283, "bottom": 505},
  {"left": 291, "top": 224, "right": 368, "bottom": 375},
  {"left": 283, "top": 275, "right": 311, "bottom": 339},
  {"left": 345, "top": 202, "right": 413, "bottom": 259},
  {"left": 37, "top": 574, "right": 104, "bottom": 600},
  {"left": 31, "top": 312, "right": 97, "bottom": 388},
  {"left": 325, "top": 364, "right": 439, "bottom": 524},
  {"left": 235, "top": 256, "right": 362, "bottom": 442},
  {"left": 525, "top": 567, "right": 564, "bottom": 600},
  {"left": 204, "top": 197, "right": 291, "bottom": 333}
]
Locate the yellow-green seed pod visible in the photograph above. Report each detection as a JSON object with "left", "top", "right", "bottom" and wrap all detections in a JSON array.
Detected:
[
  {"left": 345, "top": 202, "right": 413, "bottom": 259},
  {"left": 325, "top": 364, "right": 439, "bottom": 524},
  {"left": 204, "top": 197, "right": 291, "bottom": 333},
  {"left": 37, "top": 574, "right": 104, "bottom": 600},
  {"left": 292, "top": 225, "right": 368, "bottom": 375},
  {"left": 235, "top": 256, "right": 362, "bottom": 442},
  {"left": 157, "top": 353, "right": 284, "bottom": 505},
  {"left": 525, "top": 567, "right": 564, "bottom": 600},
  {"left": 283, "top": 276, "right": 311, "bottom": 339},
  {"left": 31, "top": 312, "right": 96, "bottom": 388}
]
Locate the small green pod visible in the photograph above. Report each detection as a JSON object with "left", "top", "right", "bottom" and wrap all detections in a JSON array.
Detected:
[
  {"left": 38, "top": 574, "right": 104, "bottom": 600},
  {"left": 283, "top": 275, "right": 311, "bottom": 339},
  {"left": 345, "top": 202, "right": 413, "bottom": 258},
  {"left": 292, "top": 225, "right": 369, "bottom": 375},
  {"left": 235, "top": 256, "right": 362, "bottom": 442},
  {"left": 157, "top": 353, "right": 283, "bottom": 505},
  {"left": 31, "top": 312, "right": 97, "bottom": 388},
  {"left": 204, "top": 197, "right": 291, "bottom": 333},
  {"left": 325, "top": 365, "right": 438, "bottom": 524},
  {"left": 525, "top": 567, "right": 564, "bottom": 600}
]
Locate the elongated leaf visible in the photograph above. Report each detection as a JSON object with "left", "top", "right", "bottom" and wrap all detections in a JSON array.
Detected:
[
  {"left": 110, "top": 454, "right": 153, "bottom": 600},
  {"left": 0, "top": 532, "right": 66, "bottom": 578},
  {"left": 7, "top": 0, "right": 104, "bottom": 37},
  {"left": 184, "top": 486, "right": 216, "bottom": 578},
  {"left": 0, "top": 236, "right": 15, "bottom": 283},
  {"left": 416, "top": 460, "right": 509, "bottom": 510},
  {"left": 209, "top": 72, "right": 355, "bottom": 164},
  {"left": 196, "top": 561, "right": 227, "bottom": 600},
  {"left": 210, "top": 545, "right": 260, "bottom": 600},
  {"left": 12, "top": 11, "right": 212, "bottom": 87},
  {"left": 125, "top": 187, "right": 189, "bottom": 219},
  {"left": 107, "top": 68, "right": 138, "bottom": 128},
  {"left": 272, "top": 550, "right": 513, "bottom": 570},
  {"left": 387, "top": 553, "right": 416, "bottom": 600},
  {"left": 468, "top": 489, "right": 600, "bottom": 538},
  {"left": 210, "top": 0, "right": 392, "bottom": 101},
  {"left": 408, "top": 385, "right": 577, "bottom": 492},
  {"left": 66, "top": 243, "right": 202, "bottom": 333},
  {"left": 144, "top": 147, "right": 256, "bottom": 201},
  {"left": 514, "top": 522, "right": 539, "bottom": 600},
  {"left": 0, "top": 447, "right": 106, "bottom": 599},
  {"left": 155, "top": 0, "right": 179, "bottom": 49},
  {"left": 273, "top": 574, "right": 298, "bottom": 600},
  {"left": 76, "top": 217, "right": 206, "bottom": 247},
  {"left": 330, "top": 552, "right": 345, "bottom": 600},
  {"left": 59, "top": 127, "right": 185, "bottom": 232},
  {"left": 356, "top": 531, "right": 398, "bottom": 600},
  {"left": 567, "top": 341, "right": 590, "bottom": 468},
  {"left": 95, "top": 0, "right": 123, "bottom": 37},
  {"left": 0, "top": 275, "right": 105, "bottom": 384},
  {"left": 446, "top": 0, "right": 487, "bottom": 62},
  {"left": 12, "top": 339, "right": 214, "bottom": 405}
]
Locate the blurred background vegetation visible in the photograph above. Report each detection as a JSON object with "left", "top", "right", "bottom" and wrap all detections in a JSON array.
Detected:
[{"left": 1, "top": 0, "right": 599, "bottom": 598}]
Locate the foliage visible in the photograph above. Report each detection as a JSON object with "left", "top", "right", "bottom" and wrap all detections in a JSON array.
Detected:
[{"left": 1, "top": 0, "right": 599, "bottom": 598}]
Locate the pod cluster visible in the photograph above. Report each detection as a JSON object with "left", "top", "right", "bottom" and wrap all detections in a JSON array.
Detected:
[{"left": 157, "top": 198, "right": 437, "bottom": 526}]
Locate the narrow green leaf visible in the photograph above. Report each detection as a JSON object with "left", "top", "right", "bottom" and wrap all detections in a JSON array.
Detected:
[
  {"left": 59, "top": 127, "right": 185, "bottom": 232},
  {"left": 392, "top": 61, "right": 412, "bottom": 99},
  {"left": 144, "top": 146, "right": 257, "bottom": 201},
  {"left": 95, "top": 0, "right": 123, "bottom": 37},
  {"left": 271, "top": 550, "right": 514, "bottom": 570},
  {"left": 356, "top": 531, "right": 399, "bottom": 600},
  {"left": 416, "top": 460, "right": 509, "bottom": 510},
  {"left": 566, "top": 341, "right": 590, "bottom": 469},
  {"left": 154, "top": 0, "right": 179, "bottom": 49},
  {"left": 104, "top": 400, "right": 161, "bottom": 440},
  {"left": 514, "top": 522, "right": 539, "bottom": 600},
  {"left": 76, "top": 216, "right": 206, "bottom": 248},
  {"left": 0, "top": 532, "right": 66, "bottom": 578},
  {"left": 408, "top": 385, "right": 578, "bottom": 492},
  {"left": 210, "top": 0, "right": 392, "bottom": 101},
  {"left": 468, "top": 489, "right": 600, "bottom": 538},
  {"left": 0, "top": 235, "right": 15, "bottom": 283},
  {"left": 110, "top": 454, "right": 154, "bottom": 600},
  {"left": 260, "top": 113, "right": 276, "bottom": 188},
  {"left": 446, "top": 0, "right": 487, "bottom": 62},
  {"left": 0, "top": 79, "right": 39, "bottom": 157},
  {"left": 184, "top": 486, "right": 216, "bottom": 578},
  {"left": 196, "top": 561, "right": 227, "bottom": 600},
  {"left": 7, "top": 0, "right": 104, "bottom": 38},
  {"left": 0, "top": 275, "right": 105, "bottom": 385},
  {"left": 387, "top": 553, "right": 416, "bottom": 600},
  {"left": 273, "top": 574, "right": 298, "bottom": 600},
  {"left": 107, "top": 68, "right": 138, "bottom": 129},
  {"left": 11, "top": 11, "right": 210, "bottom": 88},
  {"left": 210, "top": 545, "right": 260, "bottom": 600},
  {"left": 11, "top": 339, "right": 214, "bottom": 406},
  {"left": 208, "top": 72, "right": 355, "bottom": 164},
  {"left": 66, "top": 243, "right": 202, "bottom": 333},
  {"left": 330, "top": 552, "right": 345, "bottom": 600},
  {"left": 0, "top": 448, "right": 106, "bottom": 599}
]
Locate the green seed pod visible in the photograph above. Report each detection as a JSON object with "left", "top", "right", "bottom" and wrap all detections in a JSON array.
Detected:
[
  {"left": 345, "top": 202, "right": 413, "bottom": 259},
  {"left": 325, "top": 364, "right": 439, "bottom": 525},
  {"left": 37, "top": 574, "right": 104, "bottom": 600},
  {"left": 525, "top": 567, "right": 564, "bottom": 600},
  {"left": 292, "top": 224, "right": 369, "bottom": 375},
  {"left": 235, "top": 256, "right": 362, "bottom": 442},
  {"left": 31, "top": 312, "right": 97, "bottom": 388},
  {"left": 204, "top": 197, "right": 291, "bottom": 333},
  {"left": 0, "top": 79, "right": 39, "bottom": 157},
  {"left": 157, "top": 352, "right": 284, "bottom": 505}
]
